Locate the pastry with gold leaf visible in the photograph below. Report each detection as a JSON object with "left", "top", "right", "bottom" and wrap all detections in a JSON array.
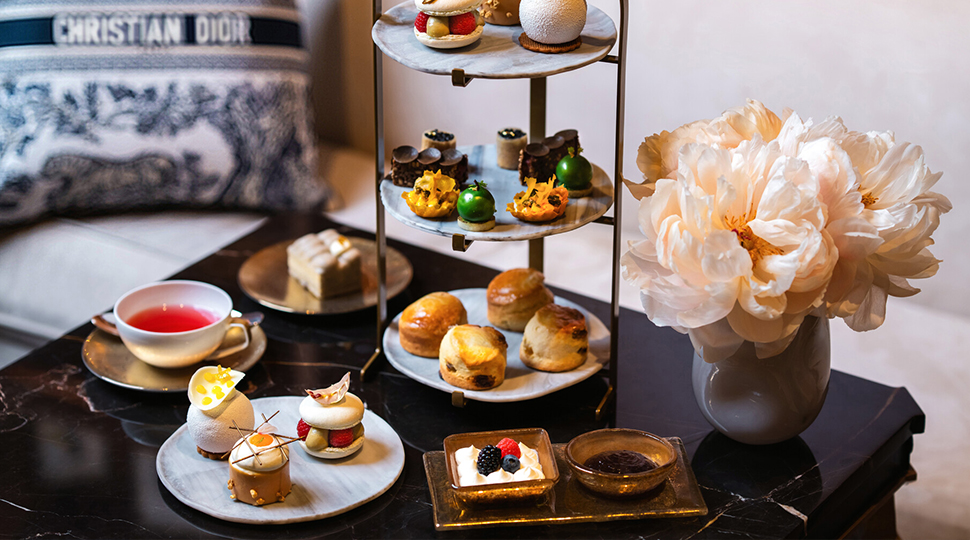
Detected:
[
  {"left": 402, "top": 170, "right": 460, "bottom": 218},
  {"left": 507, "top": 177, "right": 569, "bottom": 222},
  {"left": 439, "top": 324, "right": 508, "bottom": 391}
]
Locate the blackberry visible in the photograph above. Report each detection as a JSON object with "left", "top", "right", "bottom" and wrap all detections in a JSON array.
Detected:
[
  {"left": 477, "top": 445, "right": 502, "bottom": 476},
  {"left": 424, "top": 129, "right": 454, "bottom": 142},
  {"left": 502, "top": 454, "right": 521, "bottom": 473}
]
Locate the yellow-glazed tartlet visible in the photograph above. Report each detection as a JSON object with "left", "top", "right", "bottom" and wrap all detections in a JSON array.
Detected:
[
  {"left": 402, "top": 170, "right": 459, "bottom": 218},
  {"left": 507, "top": 177, "right": 569, "bottom": 222}
]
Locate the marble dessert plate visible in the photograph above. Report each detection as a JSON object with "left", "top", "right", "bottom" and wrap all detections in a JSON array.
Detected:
[
  {"left": 156, "top": 396, "right": 406, "bottom": 525},
  {"left": 372, "top": 2, "right": 617, "bottom": 79},
  {"left": 82, "top": 325, "right": 266, "bottom": 393},
  {"left": 381, "top": 144, "right": 614, "bottom": 243},
  {"left": 423, "top": 438, "right": 707, "bottom": 530},
  {"left": 383, "top": 288, "right": 609, "bottom": 403},
  {"left": 238, "top": 237, "right": 413, "bottom": 315}
]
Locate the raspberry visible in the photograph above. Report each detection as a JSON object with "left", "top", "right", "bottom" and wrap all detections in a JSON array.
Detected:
[
  {"left": 414, "top": 12, "right": 429, "bottom": 33},
  {"left": 496, "top": 437, "right": 521, "bottom": 459},
  {"left": 477, "top": 445, "right": 502, "bottom": 476},
  {"left": 449, "top": 12, "right": 477, "bottom": 35},
  {"left": 329, "top": 427, "right": 354, "bottom": 448},
  {"left": 297, "top": 419, "right": 311, "bottom": 441},
  {"left": 502, "top": 454, "right": 520, "bottom": 473}
]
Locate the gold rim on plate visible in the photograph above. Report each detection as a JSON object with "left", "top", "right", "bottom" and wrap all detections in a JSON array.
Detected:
[{"left": 237, "top": 237, "right": 413, "bottom": 315}]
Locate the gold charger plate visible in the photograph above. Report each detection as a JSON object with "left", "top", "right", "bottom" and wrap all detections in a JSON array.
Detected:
[
  {"left": 82, "top": 325, "right": 266, "bottom": 393},
  {"left": 423, "top": 438, "right": 707, "bottom": 530},
  {"left": 238, "top": 238, "right": 413, "bottom": 315}
]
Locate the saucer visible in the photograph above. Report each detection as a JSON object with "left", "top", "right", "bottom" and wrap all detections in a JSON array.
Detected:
[
  {"left": 82, "top": 324, "right": 266, "bottom": 393},
  {"left": 238, "top": 237, "right": 413, "bottom": 315}
]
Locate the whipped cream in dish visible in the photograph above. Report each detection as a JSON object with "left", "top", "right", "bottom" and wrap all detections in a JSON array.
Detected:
[{"left": 454, "top": 442, "right": 545, "bottom": 487}]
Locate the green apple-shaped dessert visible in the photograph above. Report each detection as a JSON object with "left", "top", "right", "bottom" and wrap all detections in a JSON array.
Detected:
[
  {"left": 457, "top": 180, "right": 496, "bottom": 232},
  {"left": 556, "top": 147, "right": 593, "bottom": 198}
]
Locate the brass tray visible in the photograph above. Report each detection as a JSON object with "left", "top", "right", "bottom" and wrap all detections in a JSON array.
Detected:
[
  {"left": 423, "top": 437, "right": 707, "bottom": 530},
  {"left": 238, "top": 237, "right": 412, "bottom": 315}
]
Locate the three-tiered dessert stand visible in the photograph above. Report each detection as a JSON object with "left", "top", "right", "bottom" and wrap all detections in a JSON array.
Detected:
[{"left": 364, "top": 0, "right": 629, "bottom": 421}]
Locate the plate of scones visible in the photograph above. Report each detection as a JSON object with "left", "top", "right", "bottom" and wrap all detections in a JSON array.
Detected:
[
  {"left": 382, "top": 268, "right": 610, "bottom": 402},
  {"left": 238, "top": 229, "right": 413, "bottom": 315}
]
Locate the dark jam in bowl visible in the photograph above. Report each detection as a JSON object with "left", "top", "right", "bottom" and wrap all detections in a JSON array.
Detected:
[
  {"left": 583, "top": 450, "right": 656, "bottom": 474},
  {"left": 498, "top": 128, "right": 526, "bottom": 139}
]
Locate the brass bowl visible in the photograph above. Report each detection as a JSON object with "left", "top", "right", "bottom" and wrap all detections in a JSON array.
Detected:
[
  {"left": 443, "top": 428, "right": 559, "bottom": 506},
  {"left": 565, "top": 428, "right": 677, "bottom": 497}
]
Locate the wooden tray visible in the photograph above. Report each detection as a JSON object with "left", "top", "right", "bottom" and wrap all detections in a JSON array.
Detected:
[{"left": 423, "top": 438, "right": 707, "bottom": 530}]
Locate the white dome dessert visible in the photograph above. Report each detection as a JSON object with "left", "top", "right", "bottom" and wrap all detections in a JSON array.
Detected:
[
  {"left": 187, "top": 390, "right": 254, "bottom": 455},
  {"left": 519, "top": 0, "right": 587, "bottom": 45}
]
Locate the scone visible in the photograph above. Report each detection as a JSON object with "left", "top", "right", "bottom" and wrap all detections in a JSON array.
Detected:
[
  {"left": 520, "top": 304, "right": 588, "bottom": 372},
  {"left": 439, "top": 325, "right": 508, "bottom": 391},
  {"left": 486, "top": 268, "right": 555, "bottom": 332},
  {"left": 399, "top": 292, "right": 468, "bottom": 358}
]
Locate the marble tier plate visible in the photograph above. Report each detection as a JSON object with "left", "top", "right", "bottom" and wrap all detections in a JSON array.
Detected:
[
  {"left": 383, "top": 288, "right": 609, "bottom": 403},
  {"left": 372, "top": 2, "right": 617, "bottom": 79},
  {"left": 156, "top": 396, "right": 405, "bottom": 525},
  {"left": 381, "top": 145, "right": 613, "bottom": 242}
]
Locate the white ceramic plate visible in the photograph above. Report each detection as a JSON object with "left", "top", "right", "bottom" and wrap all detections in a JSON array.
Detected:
[
  {"left": 156, "top": 396, "right": 405, "bottom": 524},
  {"left": 383, "top": 288, "right": 609, "bottom": 402}
]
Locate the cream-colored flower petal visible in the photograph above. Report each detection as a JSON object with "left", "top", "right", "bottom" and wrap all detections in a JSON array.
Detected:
[
  {"left": 843, "top": 283, "right": 888, "bottom": 331},
  {"left": 721, "top": 99, "right": 783, "bottom": 143},
  {"left": 702, "top": 229, "right": 752, "bottom": 282},
  {"left": 727, "top": 302, "right": 785, "bottom": 341},
  {"left": 688, "top": 317, "right": 745, "bottom": 363}
]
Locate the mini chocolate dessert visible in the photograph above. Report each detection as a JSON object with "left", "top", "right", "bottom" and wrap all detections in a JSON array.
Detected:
[
  {"left": 555, "top": 129, "right": 580, "bottom": 153},
  {"left": 391, "top": 145, "right": 468, "bottom": 187},
  {"left": 517, "top": 142, "right": 555, "bottom": 185},
  {"left": 422, "top": 129, "right": 456, "bottom": 151},
  {"left": 497, "top": 128, "right": 527, "bottom": 170},
  {"left": 583, "top": 450, "right": 656, "bottom": 475},
  {"left": 542, "top": 135, "right": 567, "bottom": 164}
]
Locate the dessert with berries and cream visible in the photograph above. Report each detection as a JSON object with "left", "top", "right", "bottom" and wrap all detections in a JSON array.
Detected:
[
  {"left": 186, "top": 365, "right": 254, "bottom": 460},
  {"left": 286, "top": 229, "right": 362, "bottom": 299},
  {"left": 454, "top": 437, "right": 545, "bottom": 487},
  {"left": 297, "top": 373, "right": 366, "bottom": 459},
  {"left": 413, "top": 0, "right": 484, "bottom": 49}
]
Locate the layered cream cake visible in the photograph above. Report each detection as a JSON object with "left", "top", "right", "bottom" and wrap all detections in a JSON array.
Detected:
[{"left": 286, "top": 229, "right": 362, "bottom": 298}]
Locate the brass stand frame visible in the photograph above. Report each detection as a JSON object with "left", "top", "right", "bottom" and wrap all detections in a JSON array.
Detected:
[{"left": 365, "top": 1, "right": 629, "bottom": 425}]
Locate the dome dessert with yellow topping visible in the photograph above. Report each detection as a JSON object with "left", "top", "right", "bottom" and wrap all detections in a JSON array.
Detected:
[{"left": 186, "top": 365, "right": 254, "bottom": 460}]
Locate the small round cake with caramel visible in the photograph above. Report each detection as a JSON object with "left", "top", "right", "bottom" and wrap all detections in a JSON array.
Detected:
[{"left": 228, "top": 429, "right": 292, "bottom": 506}]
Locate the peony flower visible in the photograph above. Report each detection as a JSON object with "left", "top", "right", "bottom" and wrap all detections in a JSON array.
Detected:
[
  {"left": 776, "top": 115, "right": 952, "bottom": 330},
  {"left": 627, "top": 99, "right": 783, "bottom": 199},
  {"left": 621, "top": 138, "right": 837, "bottom": 361}
]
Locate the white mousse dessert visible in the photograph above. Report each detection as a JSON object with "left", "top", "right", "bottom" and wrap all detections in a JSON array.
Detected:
[{"left": 186, "top": 365, "right": 254, "bottom": 459}]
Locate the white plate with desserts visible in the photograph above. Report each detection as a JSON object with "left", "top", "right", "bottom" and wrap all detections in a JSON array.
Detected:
[
  {"left": 238, "top": 235, "right": 412, "bottom": 315},
  {"left": 157, "top": 396, "right": 405, "bottom": 524},
  {"left": 382, "top": 288, "right": 609, "bottom": 403},
  {"left": 380, "top": 144, "right": 613, "bottom": 243}
]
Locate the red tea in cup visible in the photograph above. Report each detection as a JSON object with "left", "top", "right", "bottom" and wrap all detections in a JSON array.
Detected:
[{"left": 126, "top": 305, "right": 220, "bottom": 333}]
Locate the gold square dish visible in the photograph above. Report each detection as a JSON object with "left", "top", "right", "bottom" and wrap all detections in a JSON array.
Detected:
[
  {"left": 442, "top": 428, "right": 559, "bottom": 506},
  {"left": 424, "top": 437, "right": 707, "bottom": 531}
]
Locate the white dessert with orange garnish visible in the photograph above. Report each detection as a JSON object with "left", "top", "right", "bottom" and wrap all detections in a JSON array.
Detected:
[{"left": 186, "top": 366, "right": 254, "bottom": 460}]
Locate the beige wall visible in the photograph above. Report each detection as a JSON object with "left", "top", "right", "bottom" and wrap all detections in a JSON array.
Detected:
[{"left": 301, "top": 0, "right": 969, "bottom": 320}]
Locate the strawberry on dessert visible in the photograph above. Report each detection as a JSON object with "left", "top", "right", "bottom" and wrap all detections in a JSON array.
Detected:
[
  {"left": 413, "top": 0, "right": 485, "bottom": 49},
  {"left": 297, "top": 372, "right": 366, "bottom": 459}
]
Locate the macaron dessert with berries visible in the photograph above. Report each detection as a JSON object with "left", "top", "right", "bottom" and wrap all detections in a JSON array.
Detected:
[
  {"left": 413, "top": 0, "right": 485, "bottom": 49},
  {"left": 297, "top": 372, "right": 366, "bottom": 459}
]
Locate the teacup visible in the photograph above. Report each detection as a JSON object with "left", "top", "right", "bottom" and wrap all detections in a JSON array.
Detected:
[{"left": 96, "top": 280, "right": 252, "bottom": 368}]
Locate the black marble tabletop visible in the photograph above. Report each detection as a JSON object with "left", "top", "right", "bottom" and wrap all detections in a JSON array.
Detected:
[{"left": 0, "top": 214, "right": 924, "bottom": 539}]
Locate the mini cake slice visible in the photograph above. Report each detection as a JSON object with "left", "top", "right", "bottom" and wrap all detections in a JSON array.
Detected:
[{"left": 287, "top": 229, "right": 362, "bottom": 298}]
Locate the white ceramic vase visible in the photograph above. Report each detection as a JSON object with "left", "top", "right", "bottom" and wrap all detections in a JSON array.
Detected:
[{"left": 691, "top": 316, "right": 831, "bottom": 445}]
